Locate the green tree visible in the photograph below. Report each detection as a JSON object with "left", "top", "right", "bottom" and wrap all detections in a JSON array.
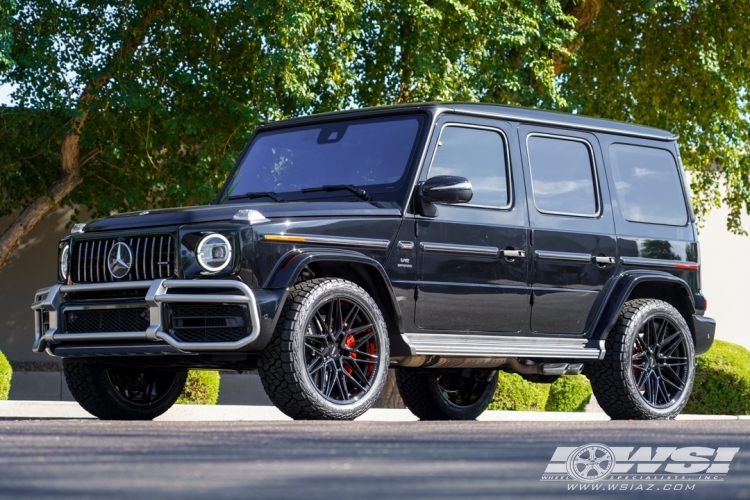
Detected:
[
  {"left": 0, "top": 0, "right": 13, "bottom": 71},
  {"left": 0, "top": 0, "right": 578, "bottom": 272},
  {"left": 560, "top": 0, "right": 750, "bottom": 233}
]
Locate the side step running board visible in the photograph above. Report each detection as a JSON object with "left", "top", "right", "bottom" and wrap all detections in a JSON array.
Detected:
[{"left": 402, "top": 333, "right": 603, "bottom": 360}]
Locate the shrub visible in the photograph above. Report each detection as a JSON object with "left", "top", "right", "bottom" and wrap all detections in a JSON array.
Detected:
[
  {"left": 684, "top": 340, "right": 750, "bottom": 415},
  {"left": 177, "top": 370, "right": 220, "bottom": 405},
  {"left": 488, "top": 372, "right": 550, "bottom": 411},
  {"left": 489, "top": 372, "right": 593, "bottom": 412},
  {"left": 545, "top": 375, "right": 592, "bottom": 412},
  {"left": 0, "top": 350, "right": 11, "bottom": 400}
]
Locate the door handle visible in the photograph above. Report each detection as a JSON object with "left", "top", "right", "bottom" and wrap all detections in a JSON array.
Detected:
[
  {"left": 501, "top": 249, "right": 525, "bottom": 259},
  {"left": 594, "top": 256, "right": 616, "bottom": 265},
  {"left": 535, "top": 250, "right": 591, "bottom": 263}
]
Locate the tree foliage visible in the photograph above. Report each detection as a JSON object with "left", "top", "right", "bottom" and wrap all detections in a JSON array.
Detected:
[
  {"left": 0, "top": 0, "right": 576, "bottom": 223},
  {"left": 561, "top": 0, "right": 750, "bottom": 233},
  {"left": 0, "top": 0, "right": 749, "bottom": 272},
  {"left": 0, "top": 0, "right": 13, "bottom": 71}
]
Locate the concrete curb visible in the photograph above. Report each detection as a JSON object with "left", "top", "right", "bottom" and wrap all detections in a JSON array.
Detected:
[{"left": 0, "top": 401, "right": 747, "bottom": 422}]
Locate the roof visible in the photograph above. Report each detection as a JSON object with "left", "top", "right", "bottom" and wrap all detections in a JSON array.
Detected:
[{"left": 261, "top": 102, "right": 677, "bottom": 142}]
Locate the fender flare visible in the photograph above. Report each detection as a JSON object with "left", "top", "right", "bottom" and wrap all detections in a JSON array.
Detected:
[
  {"left": 587, "top": 270, "right": 696, "bottom": 346},
  {"left": 263, "top": 248, "right": 405, "bottom": 335}
]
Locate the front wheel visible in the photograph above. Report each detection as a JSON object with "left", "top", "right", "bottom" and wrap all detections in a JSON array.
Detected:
[
  {"left": 396, "top": 368, "right": 498, "bottom": 420},
  {"left": 259, "top": 278, "right": 390, "bottom": 420},
  {"left": 587, "top": 299, "right": 695, "bottom": 420},
  {"left": 63, "top": 360, "right": 187, "bottom": 420}
]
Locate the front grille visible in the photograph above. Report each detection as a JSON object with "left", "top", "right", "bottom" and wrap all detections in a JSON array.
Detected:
[
  {"left": 64, "top": 308, "right": 150, "bottom": 333},
  {"left": 167, "top": 304, "right": 248, "bottom": 343},
  {"left": 72, "top": 235, "right": 176, "bottom": 283}
]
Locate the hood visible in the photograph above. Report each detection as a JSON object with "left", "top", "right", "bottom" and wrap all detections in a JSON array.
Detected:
[{"left": 83, "top": 202, "right": 403, "bottom": 232}]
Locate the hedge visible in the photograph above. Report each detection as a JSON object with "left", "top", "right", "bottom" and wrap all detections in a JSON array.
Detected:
[
  {"left": 488, "top": 372, "right": 550, "bottom": 411},
  {"left": 684, "top": 340, "right": 750, "bottom": 415},
  {"left": 489, "top": 372, "right": 592, "bottom": 412},
  {"left": 177, "top": 370, "right": 220, "bottom": 405},
  {"left": 546, "top": 374, "right": 592, "bottom": 412},
  {"left": 0, "top": 350, "right": 11, "bottom": 400}
]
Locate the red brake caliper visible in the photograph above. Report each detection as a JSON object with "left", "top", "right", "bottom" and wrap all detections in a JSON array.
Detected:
[
  {"left": 344, "top": 333, "right": 356, "bottom": 375},
  {"left": 344, "top": 328, "right": 376, "bottom": 378},
  {"left": 366, "top": 332, "right": 375, "bottom": 377}
]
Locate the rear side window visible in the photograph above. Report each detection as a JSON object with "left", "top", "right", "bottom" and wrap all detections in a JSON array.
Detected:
[
  {"left": 428, "top": 126, "right": 510, "bottom": 208},
  {"left": 527, "top": 135, "right": 599, "bottom": 216},
  {"left": 609, "top": 144, "right": 687, "bottom": 226}
]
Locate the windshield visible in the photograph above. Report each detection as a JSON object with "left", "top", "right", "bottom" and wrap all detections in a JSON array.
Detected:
[{"left": 221, "top": 114, "right": 425, "bottom": 202}]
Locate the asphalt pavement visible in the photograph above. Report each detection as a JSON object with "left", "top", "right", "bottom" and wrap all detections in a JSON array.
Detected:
[{"left": 0, "top": 417, "right": 748, "bottom": 500}]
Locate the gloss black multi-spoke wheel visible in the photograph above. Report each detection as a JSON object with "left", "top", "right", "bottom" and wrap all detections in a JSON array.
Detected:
[
  {"left": 63, "top": 360, "right": 187, "bottom": 420},
  {"left": 396, "top": 368, "right": 498, "bottom": 420},
  {"left": 304, "top": 296, "right": 380, "bottom": 403},
  {"left": 631, "top": 314, "right": 689, "bottom": 408},
  {"left": 106, "top": 367, "right": 184, "bottom": 407},
  {"left": 588, "top": 299, "right": 695, "bottom": 420},
  {"left": 259, "top": 278, "right": 389, "bottom": 420}
]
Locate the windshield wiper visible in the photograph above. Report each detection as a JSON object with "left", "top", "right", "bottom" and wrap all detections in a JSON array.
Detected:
[
  {"left": 300, "top": 184, "right": 371, "bottom": 201},
  {"left": 228, "top": 191, "right": 285, "bottom": 202}
]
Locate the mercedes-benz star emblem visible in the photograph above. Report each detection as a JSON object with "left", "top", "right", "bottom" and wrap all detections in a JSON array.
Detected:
[{"left": 107, "top": 242, "right": 133, "bottom": 279}]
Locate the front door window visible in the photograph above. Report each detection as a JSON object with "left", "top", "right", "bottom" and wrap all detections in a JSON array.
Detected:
[{"left": 428, "top": 126, "right": 510, "bottom": 209}]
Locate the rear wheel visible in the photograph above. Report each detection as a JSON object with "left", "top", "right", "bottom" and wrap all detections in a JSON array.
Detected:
[
  {"left": 588, "top": 299, "right": 695, "bottom": 420},
  {"left": 259, "top": 278, "right": 390, "bottom": 420},
  {"left": 396, "top": 368, "right": 498, "bottom": 420},
  {"left": 63, "top": 360, "right": 187, "bottom": 420}
]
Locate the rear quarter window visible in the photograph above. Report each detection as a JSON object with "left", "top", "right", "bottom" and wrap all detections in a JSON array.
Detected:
[{"left": 609, "top": 144, "right": 688, "bottom": 226}]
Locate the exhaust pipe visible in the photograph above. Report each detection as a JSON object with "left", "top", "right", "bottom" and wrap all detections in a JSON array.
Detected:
[{"left": 506, "top": 358, "right": 585, "bottom": 376}]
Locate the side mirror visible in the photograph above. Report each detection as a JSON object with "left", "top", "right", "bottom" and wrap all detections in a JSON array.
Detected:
[{"left": 417, "top": 175, "right": 473, "bottom": 217}]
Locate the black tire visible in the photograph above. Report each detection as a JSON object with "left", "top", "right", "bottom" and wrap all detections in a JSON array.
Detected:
[
  {"left": 258, "top": 278, "right": 390, "bottom": 420},
  {"left": 63, "top": 360, "right": 187, "bottom": 420},
  {"left": 396, "top": 368, "right": 498, "bottom": 420},
  {"left": 587, "top": 299, "right": 695, "bottom": 420}
]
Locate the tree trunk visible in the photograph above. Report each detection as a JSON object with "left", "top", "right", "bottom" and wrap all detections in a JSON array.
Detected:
[
  {"left": 0, "top": 6, "right": 164, "bottom": 274},
  {"left": 555, "top": 0, "right": 603, "bottom": 75},
  {"left": 0, "top": 134, "right": 82, "bottom": 272}
]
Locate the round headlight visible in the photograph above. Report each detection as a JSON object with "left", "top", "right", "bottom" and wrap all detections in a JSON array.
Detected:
[
  {"left": 59, "top": 242, "right": 70, "bottom": 281},
  {"left": 196, "top": 233, "right": 233, "bottom": 272}
]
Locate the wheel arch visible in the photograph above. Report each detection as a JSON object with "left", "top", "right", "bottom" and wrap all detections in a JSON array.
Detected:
[
  {"left": 590, "top": 271, "right": 696, "bottom": 346},
  {"left": 264, "top": 249, "right": 410, "bottom": 356}
]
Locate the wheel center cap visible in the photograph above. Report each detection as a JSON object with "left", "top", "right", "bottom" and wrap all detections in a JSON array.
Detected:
[{"left": 325, "top": 345, "right": 339, "bottom": 358}]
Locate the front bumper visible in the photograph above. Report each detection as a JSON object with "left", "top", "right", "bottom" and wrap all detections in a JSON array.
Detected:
[{"left": 31, "top": 279, "right": 261, "bottom": 354}]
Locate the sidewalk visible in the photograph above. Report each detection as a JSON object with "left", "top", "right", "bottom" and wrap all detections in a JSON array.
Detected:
[{"left": 1, "top": 401, "right": 748, "bottom": 421}]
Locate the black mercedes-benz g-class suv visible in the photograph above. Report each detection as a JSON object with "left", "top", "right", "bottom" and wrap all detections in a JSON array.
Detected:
[{"left": 32, "top": 103, "right": 715, "bottom": 421}]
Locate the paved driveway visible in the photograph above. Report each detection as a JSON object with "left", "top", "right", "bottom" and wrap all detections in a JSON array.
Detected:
[{"left": 0, "top": 419, "right": 748, "bottom": 499}]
